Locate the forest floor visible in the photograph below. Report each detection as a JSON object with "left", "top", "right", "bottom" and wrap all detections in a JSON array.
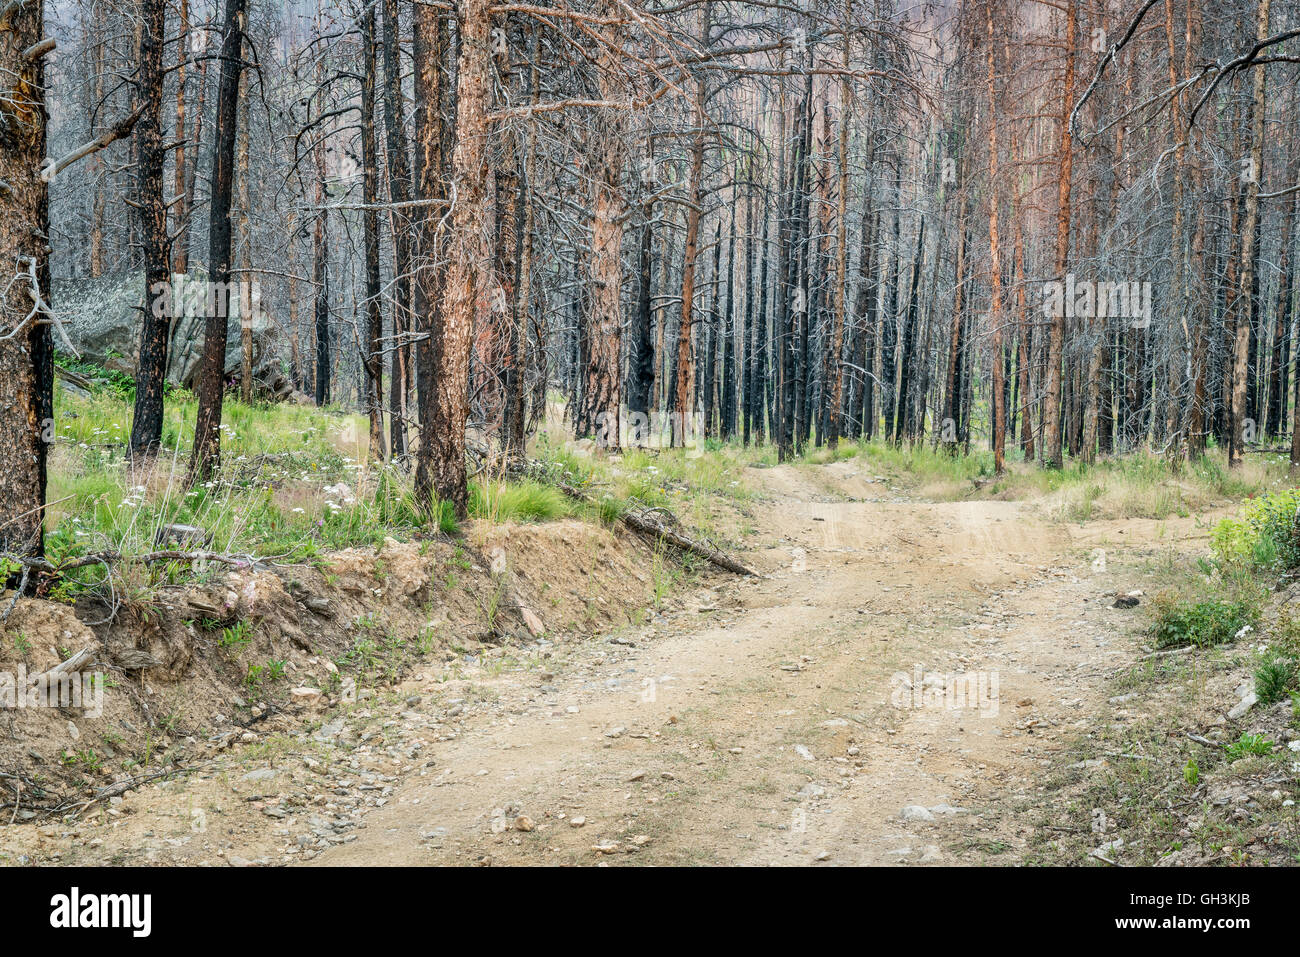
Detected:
[{"left": 11, "top": 445, "right": 1294, "bottom": 867}]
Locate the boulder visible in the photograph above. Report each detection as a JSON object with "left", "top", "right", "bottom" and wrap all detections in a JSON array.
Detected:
[{"left": 55, "top": 270, "right": 277, "bottom": 389}]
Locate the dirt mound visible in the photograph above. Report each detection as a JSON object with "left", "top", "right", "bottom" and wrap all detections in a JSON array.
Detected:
[{"left": 0, "top": 520, "right": 657, "bottom": 820}]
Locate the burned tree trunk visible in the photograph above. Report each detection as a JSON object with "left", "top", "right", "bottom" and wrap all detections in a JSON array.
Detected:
[
  {"left": 171, "top": 0, "right": 190, "bottom": 274},
  {"left": 411, "top": 5, "right": 447, "bottom": 506},
  {"left": 381, "top": 0, "right": 411, "bottom": 460},
  {"left": 826, "top": 36, "right": 851, "bottom": 450},
  {"left": 499, "top": 24, "right": 536, "bottom": 468},
  {"left": 424, "top": 0, "right": 491, "bottom": 517},
  {"left": 312, "top": 67, "right": 330, "bottom": 408},
  {"left": 188, "top": 0, "right": 246, "bottom": 486},
  {"left": 673, "top": 2, "right": 710, "bottom": 446},
  {"left": 1230, "top": 0, "right": 1270, "bottom": 467},
  {"left": 129, "top": 0, "right": 170, "bottom": 458},
  {"left": 577, "top": 92, "right": 625, "bottom": 448},
  {"left": 0, "top": 0, "right": 52, "bottom": 565},
  {"left": 627, "top": 214, "right": 656, "bottom": 427},
  {"left": 361, "top": 7, "right": 387, "bottom": 461},
  {"left": 1041, "top": 0, "right": 1075, "bottom": 470}
]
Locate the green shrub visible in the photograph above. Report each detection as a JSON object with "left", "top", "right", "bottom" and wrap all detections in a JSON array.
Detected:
[
  {"left": 1253, "top": 606, "right": 1300, "bottom": 704},
  {"left": 1151, "top": 593, "right": 1259, "bottom": 649},
  {"left": 1212, "top": 488, "right": 1300, "bottom": 571}
]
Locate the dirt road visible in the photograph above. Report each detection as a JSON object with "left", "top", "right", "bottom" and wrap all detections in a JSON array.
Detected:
[
  {"left": 306, "top": 462, "right": 1192, "bottom": 865},
  {"left": 8, "top": 460, "right": 1208, "bottom": 866}
]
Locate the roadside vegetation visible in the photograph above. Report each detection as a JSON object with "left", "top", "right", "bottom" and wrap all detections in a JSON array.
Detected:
[
  {"left": 40, "top": 364, "right": 1293, "bottom": 586},
  {"left": 27, "top": 368, "right": 761, "bottom": 611},
  {"left": 1022, "top": 478, "right": 1300, "bottom": 865}
]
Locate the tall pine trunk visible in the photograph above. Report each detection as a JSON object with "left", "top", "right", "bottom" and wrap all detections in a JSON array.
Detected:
[
  {"left": 130, "top": 0, "right": 170, "bottom": 458},
  {"left": 425, "top": 0, "right": 490, "bottom": 517},
  {"left": 0, "top": 0, "right": 52, "bottom": 564},
  {"left": 381, "top": 0, "right": 411, "bottom": 460},
  {"left": 1042, "top": 0, "right": 1075, "bottom": 469},
  {"left": 361, "top": 7, "right": 387, "bottom": 461},
  {"left": 188, "top": 0, "right": 245, "bottom": 485}
]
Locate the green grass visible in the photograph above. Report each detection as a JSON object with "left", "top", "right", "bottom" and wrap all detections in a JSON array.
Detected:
[
  {"left": 529, "top": 420, "right": 754, "bottom": 533},
  {"left": 770, "top": 435, "right": 1287, "bottom": 521},
  {"left": 1211, "top": 487, "right": 1300, "bottom": 572},
  {"left": 54, "top": 365, "right": 1287, "bottom": 622},
  {"left": 1224, "top": 733, "right": 1275, "bottom": 761},
  {"left": 37, "top": 372, "right": 759, "bottom": 623},
  {"left": 1150, "top": 592, "right": 1261, "bottom": 649},
  {"left": 470, "top": 478, "right": 574, "bottom": 523},
  {"left": 44, "top": 377, "right": 634, "bottom": 555},
  {"left": 1254, "top": 656, "right": 1298, "bottom": 705}
]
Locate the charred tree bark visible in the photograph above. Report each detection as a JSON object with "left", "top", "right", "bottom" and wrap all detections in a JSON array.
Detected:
[
  {"left": 895, "top": 218, "right": 924, "bottom": 444},
  {"left": 1230, "top": 0, "right": 1270, "bottom": 467},
  {"left": 412, "top": 5, "right": 447, "bottom": 507},
  {"left": 628, "top": 215, "right": 656, "bottom": 425},
  {"left": 673, "top": 2, "right": 710, "bottom": 446},
  {"left": 171, "top": 0, "right": 190, "bottom": 275},
  {"left": 187, "top": 0, "right": 245, "bottom": 486},
  {"left": 426, "top": 0, "right": 491, "bottom": 517},
  {"left": 312, "top": 69, "right": 330, "bottom": 408},
  {"left": 361, "top": 6, "right": 387, "bottom": 461},
  {"left": 827, "top": 23, "right": 851, "bottom": 449},
  {"left": 129, "top": 0, "right": 170, "bottom": 458},
  {"left": 853, "top": 205, "right": 877, "bottom": 440},
  {"left": 502, "top": 27, "right": 537, "bottom": 467},
  {"left": 752, "top": 187, "right": 771, "bottom": 445},
  {"left": 381, "top": 0, "right": 411, "bottom": 460},
  {"left": 236, "top": 72, "right": 252, "bottom": 405},
  {"left": 0, "top": 0, "right": 52, "bottom": 566},
  {"left": 985, "top": 2, "right": 1006, "bottom": 472},
  {"left": 577, "top": 27, "right": 626, "bottom": 449},
  {"left": 1042, "top": 0, "right": 1075, "bottom": 470}
]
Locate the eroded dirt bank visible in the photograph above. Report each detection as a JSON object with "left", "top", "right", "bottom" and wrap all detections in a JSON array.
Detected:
[{"left": 0, "top": 462, "right": 1217, "bottom": 865}]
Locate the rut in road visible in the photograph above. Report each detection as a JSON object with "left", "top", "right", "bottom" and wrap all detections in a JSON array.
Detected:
[{"left": 306, "top": 461, "right": 1187, "bottom": 865}]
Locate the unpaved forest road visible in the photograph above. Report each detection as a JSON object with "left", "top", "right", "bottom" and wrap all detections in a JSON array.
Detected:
[
  {"left": 11, "top": 460, "right": 1203, "bottom": 867},
  {"left": 304, "top": 461, "right": 1194, "bottom": 866}
]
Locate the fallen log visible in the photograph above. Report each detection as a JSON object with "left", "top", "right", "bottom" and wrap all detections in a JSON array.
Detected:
[
  {"left": 54, "top": 363, "right": 99, "bottom": 392},
  {"left": 34, "top": 646, "right": 96, "bottom": 678},
  {"left": 619, "top": 508, "right": 755, "bottom": 576},
  {"left": 551, "top": 477, "right": 754, "bottom": 577}
]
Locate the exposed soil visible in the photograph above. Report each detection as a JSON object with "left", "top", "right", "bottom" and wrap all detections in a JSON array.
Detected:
[{"left": 0, "top": 461, "right": 1239, "bottom": 865}]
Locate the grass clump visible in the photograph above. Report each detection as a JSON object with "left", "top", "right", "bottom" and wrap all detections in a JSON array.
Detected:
[
  {"left": 835, "top": 440, "right": 1285, "bottom": 521},
  {"left": 1253, "top": 605, "right": 1300, "bottom": 704},
  {"left": 41, "top": 370, "right": 612, "bottom": 583},
  {"left": 470, "top": 478, "right": 572, "bottom": 524},
  {"left": 1254, "top": 656, "right": 1299, "bottom": 705},
  {"left": 1224, "top": 733, "right": 1275, "bottom": 761}
]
